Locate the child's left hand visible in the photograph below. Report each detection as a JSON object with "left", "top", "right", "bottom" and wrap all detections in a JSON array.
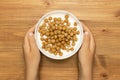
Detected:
[{"left": 23, "top": 26, "right": 41, "bottom": 80}]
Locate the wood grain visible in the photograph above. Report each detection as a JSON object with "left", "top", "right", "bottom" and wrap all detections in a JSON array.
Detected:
[{"left": 0, "top": 0, "right": 120, "bottom": 80}]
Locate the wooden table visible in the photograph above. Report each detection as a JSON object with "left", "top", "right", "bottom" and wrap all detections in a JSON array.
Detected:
[{"left": 0, "top": 0, "right": 120, "bottom": 80}]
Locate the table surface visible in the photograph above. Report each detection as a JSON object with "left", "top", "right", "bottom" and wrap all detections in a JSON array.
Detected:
[{"left": 0, "top": 0, "right": 120, "bottom": 80}]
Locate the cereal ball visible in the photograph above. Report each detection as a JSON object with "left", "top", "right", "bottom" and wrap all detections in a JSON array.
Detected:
[
  {"left": 44, "top": 19, "right": 48, "bottom": 23},
  {"left": 49, "top": 17, "right": 52, "bottom": 20},
  {"left": 74, "top": 22, "right": 77, "bottom": 26},
  {"left": 65, "top": 14, "right": 69, "bottom": 19}
]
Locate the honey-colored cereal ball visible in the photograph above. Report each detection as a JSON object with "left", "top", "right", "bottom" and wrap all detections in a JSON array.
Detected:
[
  {"left": 59, "top": 52, "right": 63, "bottom": 56},
  {"left": 65, "top": 14, "right": 69, "bottom": 19},
  {"left": 51, "top": 39, "right": 55, "bottom": 43},
  {"left": 64, "top": 19, "right": 68, "bottom": 23},
  {"left": 74, "top": 22, "right": 77, "bottom": 26},
  {"left": 73, "top": 27, "right": 77, "bottom": 31},
  {"left": 42, "top": 23, "right": 46, "bottom": 27},
  {"left": 67, "top": 22, "right": 70, "bottom": 26},
  {"left": 49, "top": 17, "right": 52, "bottom": 20},
  {"left": 76, "top": 31, "right": 80, "bottom": 34},
  {"left": 58, "top": 17, "right": 61, "bottom": 21},
  {"left": 70, "top": 47, "right": 74, "bottom": 51},
  {"left": 54, "top": 17, "right": 57, "bottom": 22},
  {"left": 44, "top": 19, "right": 48, "bottom": 23},
  {"left": 72, "top": 42, "right": 75, "bottom": 46}
]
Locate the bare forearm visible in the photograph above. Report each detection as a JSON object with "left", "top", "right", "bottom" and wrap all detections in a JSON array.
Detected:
[
  {"left": 26, "top": 67, "right": 40, "bottom": 80},
  {"left": 80, "top": 66, "right": 92, "bottom": 80},
  {"left": 79, "top": 59, "right": 93, "bottom": 80}
]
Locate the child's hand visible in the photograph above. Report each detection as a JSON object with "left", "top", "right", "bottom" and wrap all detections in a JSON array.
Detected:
[
  {"left": 78, "top": 23, "right": 95, "bottom": 80},
  {"left": 23, "top": 26, "right": 41, "bottom": 80}
]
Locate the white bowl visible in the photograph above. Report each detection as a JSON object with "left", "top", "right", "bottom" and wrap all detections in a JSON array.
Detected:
[{"left": 35, "top": 10, "right": 83, "bottom": 60}]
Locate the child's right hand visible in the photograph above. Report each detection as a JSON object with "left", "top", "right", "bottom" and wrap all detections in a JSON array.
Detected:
[{"left": 78, "top": 23, "right": 95, "bottom": 80}]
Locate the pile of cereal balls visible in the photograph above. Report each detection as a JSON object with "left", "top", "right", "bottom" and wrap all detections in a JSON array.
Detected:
[{"left": 38, "top": 14, "right": 80, "bottom": 56}]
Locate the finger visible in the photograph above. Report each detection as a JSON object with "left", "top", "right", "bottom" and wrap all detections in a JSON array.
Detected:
[
  {"left": 81, "top": 22, "right": 95, "bottom": 52},
  {"left": 82, "top": 31, "right": 90, "bottom": 50},
  {"left": 23, "top": 26, "right": 35, "bottom": 52},
  {"left": 28, "top": 32, "right": 38, "bottom": 51},
  {"left": 29, "top": 26, "right": 35, "bottom": 32},
  {"left": 81, "top": 22, "right": 90, "bottom": 32},
  {"left": 23, "top": 32, "right": 30, "bottom": 53},
  {"left": 90, "top": 34, "right": 96, "bottom": 53},
  {"left": 27, "top": 26, "right": 35, "bottom": 35}
]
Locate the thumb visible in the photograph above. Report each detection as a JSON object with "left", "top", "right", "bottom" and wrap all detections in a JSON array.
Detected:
[
  {"left": 82, "top": 31, "right": 90, "bottom": 50},
  {"left": 28, "top": 32, "right": 38, "bottom": 51}
]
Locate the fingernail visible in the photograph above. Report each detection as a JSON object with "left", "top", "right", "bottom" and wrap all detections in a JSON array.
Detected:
[
  {"left": 29, "top": 32, "right": 33, "bottom": 36},
  {"left": 85, "top": 31, "right": 89, "bottom": 35}
]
